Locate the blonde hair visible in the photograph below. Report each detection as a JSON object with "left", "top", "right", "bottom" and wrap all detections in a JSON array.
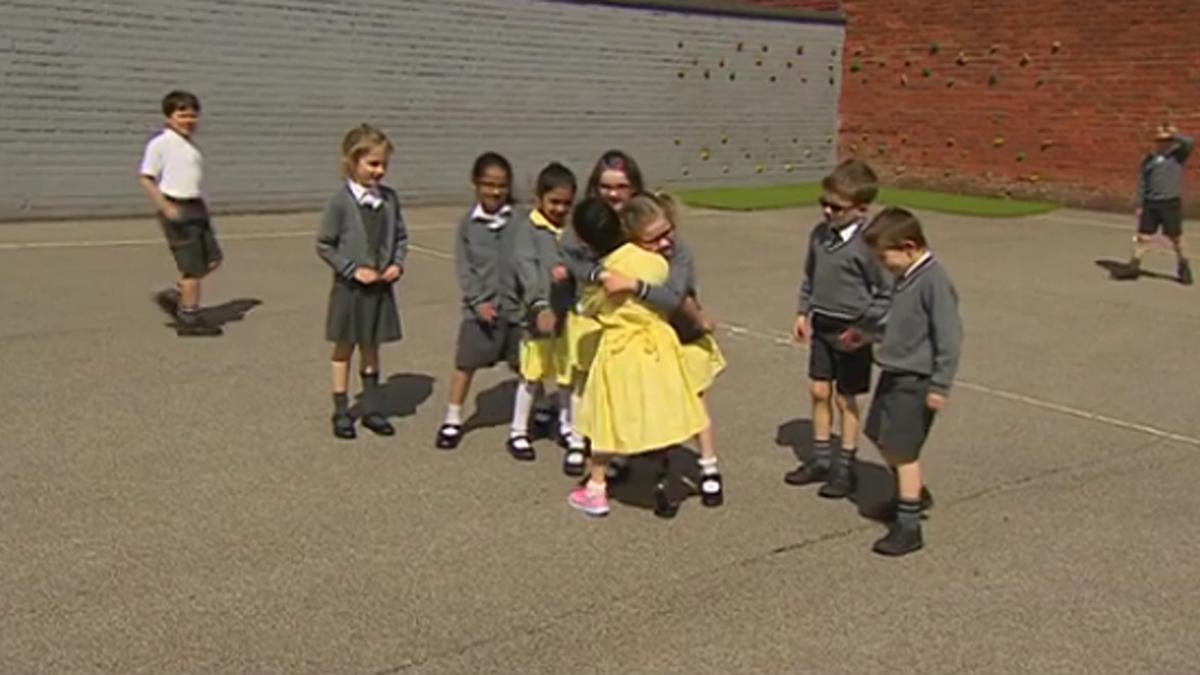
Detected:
[
  {"left": 621, "top": 191, "right": 679, "bottom": 238},
  {"left": 341, "top": 124, "right": 394, "bottom": 178}
]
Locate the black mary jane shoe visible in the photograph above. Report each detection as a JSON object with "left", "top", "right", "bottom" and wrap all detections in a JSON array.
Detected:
[
  {"left": 506, "top": 435, "right": 536, "bottom": 461},
  {"left": 435, "top": 423, "right": 462, "bottom": 450}
]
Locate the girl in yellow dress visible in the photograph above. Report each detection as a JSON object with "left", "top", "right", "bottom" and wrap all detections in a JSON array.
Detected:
[
  {"left": 507, "top": 163, "right": 576, "bottom": 465},
  {"left": 599, "top": 194, "right": 728, "bottom": 507},
  {"left": 568, "top": 196, "right": 708, "bottom": 518}
]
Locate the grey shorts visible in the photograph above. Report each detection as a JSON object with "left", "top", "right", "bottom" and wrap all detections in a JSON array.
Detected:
[
  {"left": 455, "top": 318, "right": 520, "bottom": 371},
  {"left": 160, "top": 198, "right": 221, "bottom": 278},
  {"left": 808, "top": 314, "right": 872, "bottom": 396},
  {"left": 865, "top": 371, "right": 937, "bottom": 463}
]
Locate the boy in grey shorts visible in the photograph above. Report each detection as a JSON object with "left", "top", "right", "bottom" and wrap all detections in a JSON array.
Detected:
[
  {"left": 138, "top": 90, "right": 223, "bottom": 337},
  {"left": 1115, "top": 124, "right": 1193, "bottom": 284},
  {"left": 858, "top": 207, "right": 963, "bottom": 557}
]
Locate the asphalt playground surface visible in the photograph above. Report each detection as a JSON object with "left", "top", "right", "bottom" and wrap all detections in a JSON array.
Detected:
[{"left": 2, "top": 202, "right": 1199, "bottom": 674}]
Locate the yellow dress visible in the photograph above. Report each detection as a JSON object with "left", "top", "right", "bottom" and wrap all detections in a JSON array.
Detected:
[
  {"left": 564, "top": 296, "right": 602, "bottom": 387},
  {"left": 518, "top": 210, "right": 571, "bottom": 384},
  {"left": 681, "top": 333, "right": 726, "bottom": 394},
  {"left": 576, "top": 244, "right": 709, "bottom": 454}
]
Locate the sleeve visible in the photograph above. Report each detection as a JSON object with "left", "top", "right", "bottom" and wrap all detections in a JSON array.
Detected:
[
  {"left": 513, "top": 223, "right": 549, "bottom": 309},
  {"left": 857, "top": 249, "right": 894, "bottom": 337},
  {"left": 138, "top": 136, "right": 163, "bottom": 180},
  {"left": 1136, "top": 159, "right": 1148, "bottom": 207},
  {"left": 1173, "top": 134, "right": 1194, "bottom": 163},
  {"left": 560, "top": 227, "right": 602, "bottom": 284},
  {"left": 638, "top": 240, "right": 691, "bottom": 313},
  {"left": 316, "top": 198, "right": 357, "bottom": 280},
  {"left": 391, "top": 196, "right": 409, "bottom": 267},
  {"left": 455, "top": 218, "right": 489, "bottom": 309},
  {"left": 797, "top": 227, "right": 818, "bottom": 315},
  {"left": 927, "top": 274, "right": 964, "bottom": 396}
]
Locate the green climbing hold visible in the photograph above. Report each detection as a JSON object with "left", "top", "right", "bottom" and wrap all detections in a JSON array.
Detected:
[
  {"left": 922, "top": 68, "right": 932, "bottom": 78},
  {"left": 929, "top": 43, "right": 940, "bottom": 55},
  {"left": 850, "top": 61, "right": 862, "bottom": 73}
]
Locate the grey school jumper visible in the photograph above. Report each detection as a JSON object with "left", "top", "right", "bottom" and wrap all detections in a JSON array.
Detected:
[
  {"left": 455, "top": 205, "right": 524, "bottom": 323},
  {"left": 1138, "top": 134, "right": 1194, "bottom": 205},
  {"left": 874, "top": 254, "right": 962, "bottom": 396},
  {"left": 559, "top": 226, "right": 696, "bottom": 314},
  {"left": 513, "top": 211, "right": 573, "bottom": 317},
  {"left": 797, "top": 218, "right": 891, "bottom": 327}
]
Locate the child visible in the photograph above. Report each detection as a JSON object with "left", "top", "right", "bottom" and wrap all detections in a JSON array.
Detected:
[
  {"left": 600, "top": 195, "right": 728, "bottom": 507},
  {"left": 1115, "top": 124, "right": 1194, "bottom": 284},
  {"left": 569, "top": 196, "right": 709, "bottom": 518},
  {"left": 861, "top": 207, "right": 962, "bottom": 556},
  {"left": 508, "top": 162, "right": 577, "bottom": 465},
  {"left": 138, "top": 90, "right": 223, "bottom": 337},
  {"left": 784, "top": 159, "right": 891, "bottom": 500},
  {"left": 316, "top": 124, "right": 408, "bottom": 440},
  {"left": 555, "top": 151, "right": 647, "bottom": 469},
  {"left": 436, "top": 152, "right": 523, "bottom": 450}
]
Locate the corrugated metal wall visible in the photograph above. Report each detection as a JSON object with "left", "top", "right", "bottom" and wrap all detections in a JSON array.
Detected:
[{"left": 0, "top": 0, "right": 843, "bottom": 220}]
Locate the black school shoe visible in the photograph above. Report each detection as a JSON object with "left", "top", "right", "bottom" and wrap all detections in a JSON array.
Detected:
[
  {"left": 699, "top": 472, "right": 724, "bottom": 508},
  {"left": 361, "top": 413, "right": 395, "bottom": 437},
  {"left": 1112, "top": 260, "right": 1140, "bottom": 281},
  {"left": 176, "top": 321, "right": 223, "bottom": 337},
  {"left": 654, "top": 480, "right": 679, "bottom": 519},
  {"left": 783, "top": 463, "right": 829, "bottom": 486},
  {"left": 152, "top": 288, "right": 181, "bottom": 318},
  {"left": 1179, "top": 259, "right": 1194, "bottom": 286},
  {"left": 872, "top": 524, "right": 924, "bottom": 557},
  {"left": 435, "top": 424, "right": 462, "bottom": 450},
  {"left": 862, "top": 488, "right": 935, "bottom": 522},
  {"left": 817, "top": 465, "right": 857, "bottom": 499},
  {"left": 532, "top": 408, "right": 556, "bottom": 437},
  {"left": 562, "top": 440, "right": 588, "bottom": 477},
  {"left": 332, "top": 413, "right": 356, "bottom": 440},
  {"left": 506, "top": 435, "right": 536, "bottom": 461}
]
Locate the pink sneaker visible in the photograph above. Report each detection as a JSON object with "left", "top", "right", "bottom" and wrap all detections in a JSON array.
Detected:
[{"left": 568, "top": 485, "right": 610, "bottom": 517}]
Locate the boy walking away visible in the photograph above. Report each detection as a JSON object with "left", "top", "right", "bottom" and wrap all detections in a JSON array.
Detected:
[
  {"left": 861, "top": 207, "right": 962, "bottom": 557},
  {"left": 139, "top": 90, "right": 223, "bottom": 337},
  {"left": 785, "top": 160, "right": 891, "bottom": 500},
  {"left": 1115, "top": 124, "right": 1194, "bottom": 284}
]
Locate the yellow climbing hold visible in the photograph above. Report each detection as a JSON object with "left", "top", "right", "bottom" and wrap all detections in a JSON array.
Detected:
[
  {"left": 993, "top": 136, "right": 1005, "bottom": 147},
  {"left": 699, "top": 148, "right": 711, "bottom": 161},
  {"left": 673, "top": 137, "right": 682, "bottom": 146},
  {"left": 755, "top": 164, "right": 765, "bottom": 174}
]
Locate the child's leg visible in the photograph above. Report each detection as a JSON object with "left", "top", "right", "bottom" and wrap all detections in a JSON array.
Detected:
[
  {"left": 357, "top": 345, "right": 394, "bottom": 435},
  {"left": 810, "top": 380, "right": 835, "bottom": 464},
  {"left": 695, "top": 392, "right": 724, "bottom": 507},
  {"left": 510, "top": 379, "right": 537, "bottom": 437},
  {"left": 872, "top": 454, "right": 925, "bottom": 556},
  {"left": 819, "top": 391, "right": 861, "bottom": 499},
  {"left": 568, "top": 452, "right": 611, "bottom": 516},
  {"left": 330, "top": 343, "right": 355, "bottom": 438},
  {"left": 445, "top": 369, "right": 473, "bottom": 422}
]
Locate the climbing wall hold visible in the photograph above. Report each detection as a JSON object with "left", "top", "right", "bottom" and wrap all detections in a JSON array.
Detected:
[
  {"left": 946, "top": 78, "right": 955, "bottom": 88},
  {"left": 1051, "top": 41, "right": 1061, "bottom": 54},
  {"left": 1035, "top": 78, "right": 1045, "bottom": 88},
  {"left": 770, "top": 75, "right": 778, "bottom": 82},
  {"left": 677, "top": 41, "right": 684, "bottom": 49},
  {"left": 755, "top": 164, "right": 765, "bottom": 174},
  {"left": 922, "top": 68, "right": 932, "bottom": 78},
  {"left": 850, "top": 61, "right": 862, "bottom": 73},
  {"left": 1040, "top": 140, "right": 1055, "bottom": 150},
  {"left": 829, "top": 77, "right": 835, "bottom": 85},
  {"left": 1019, "top": 53, "right": 1031, "bottom": 67},
  {"left": 1029, "top": 173, "right": 1040, "bottom": 183},
  {"left": 831, "top": 48, "right": 838, "bottom": 57},
  {"left": 993, "top": 136, "right": 1005, "bottom": 147},
  {"left": 756, "top": 58, "right": 764, "bottom": 67},
  {"left": 989, "top": 44, "right": 1000, "bottom": 54},
  {"left": 691, "top": 57, "right": 699, "bottom": 66},
  {"left": 899, "top": 134, "right": 909, "bottom": 144},
  {"left": 737, "top": 42, "right": 744, "bottom": 52},
  {"left": 1016, "top": 152, "right": 1026, "bottom": 162},
  {"left": 878, "top": 60, "right": 887, "bottom": 68},
  {"left": 681, "top": 167, "right": 690, "bottom": 176},
  {"left": 955, "top": 52, "right": 968, "bottom": 66},
  {"left": 853, "top": 47, "right": 864, "bottom": 56},
  {"left": 791, "top": 137, "right": 798, "bottom": 144},
  {"left": 730, "top": 73, "right": 737, "bottom": 81},
  {"left": 704, "top": 69, "right": 711, "bottom": 79},
  {"left": 721, "top": 165, "right": 730, "bottom": 174},
  {"left": 787, "top": 61, "right": 794, "bottom": 69},
  {"left": 929, "top": 43, "right": 940, "bottom": 55},
  {"left": 744, "top": 152, "right": 752, "bottom": 159},
  {"left": 700, "top": 148, "right": 711, "bottom": 160},
  {"left": 785, "top": 163, "right": 795, "bottom": 173},
  {"left": 762, "top": 44, "right": 769, "bottom": 53},
  {"left": 673, "top": 137, "right": 682, "bottom": 146},
  {"left": 804, "top": 148, "right": 813, "bottom": 157},
  {"left": 943, "top": 169, "right": 952, "bottom": 178},
  {"left": 796, "top": 45, "right": 804, "bottom": 55},
  {"left": 719, "top": 58, "right": 726, "bottom": 68},
  {"left": 721, "top": 133, "right": 730, "bottom": 145},
  {"left": 900, "top": 74, "right": 909, "bottom": 87},
  {"left": 946, "top": 138, "right": 956, "bottom": 147},
  {"left": 677, "top": 71, "right": 685, "bottom": 79},
  {"left": 988, "top": 72, "right": 999, "bottom": 87}
]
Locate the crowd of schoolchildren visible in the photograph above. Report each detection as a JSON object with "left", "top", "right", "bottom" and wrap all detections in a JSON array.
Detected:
[{"left": 141, "top": 89, "right": 993, "bottom": 557}]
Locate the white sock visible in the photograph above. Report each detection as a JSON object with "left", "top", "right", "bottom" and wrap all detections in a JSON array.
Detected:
[
  {"left": 510, "top": 381, "right": 536, "bottom": 437},
  {"left": 699, "top": 457, "right": 720, "bottom": 476},
  {"left": 444, "top": 404, "right": 462, "bottom": 427},
  {"left": 557, "top": 389, "right": 573, "bottom": 433}
]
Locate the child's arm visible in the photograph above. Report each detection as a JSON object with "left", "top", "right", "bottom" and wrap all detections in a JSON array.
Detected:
[
  {"left": 560, "top": 227, "right": 603, "bottom": 285},
  {"left": 927, "top": 274, "right": 963, "bottom": 405},
  {"left": 1170, "top": 127, "right": 1194, "bottom": 163},
  {"left": 638, "top": 241, "right": 693, "bottom": 314},
  {"left": 455, "top": 219, "right": 493, "bottom": 318},
  {"left": 137, "top": 141, "right": 179, "bottom": 219},
  {"left": 857, "top": 253, "right": 894, "bottom": 339},
  {"left": 390, "top": 196, "right": 409, "bottom": 269},
  {"left": 679, "top": 294, "right": 715, "bottom": 333},
  {"left": 316, "top": 199, "right": 359, "bottom": 280},
  {"left": 513, "top": 223, "right": 550, "bottom": 311},
  {"left": 793, "top": 228, "right": 818, "bottom": 341}
]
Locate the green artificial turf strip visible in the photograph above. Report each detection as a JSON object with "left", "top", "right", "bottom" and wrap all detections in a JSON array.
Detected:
[{"left": 677, "top": 183, "right": 1058, "bottom": 217}]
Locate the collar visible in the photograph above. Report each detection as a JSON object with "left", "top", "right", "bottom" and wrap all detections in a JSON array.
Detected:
[
  {"left": 471, "top": 203, "right": 513, "bottom": 230},
  {"left": 530, "top": 209, "right": 563, "bottom": 233},
  {"left": 827, "top": 216, "right": 866, "bottom": 244},
  {"left": 347, "top": 180, "right": 384, "bottom": 209},
  {"left": 902, "top": 251, "right": 935, "bottom": 280}
]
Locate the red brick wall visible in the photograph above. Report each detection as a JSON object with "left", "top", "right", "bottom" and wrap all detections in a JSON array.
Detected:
[{"left": 745, "top": 0, "right": 1200, "bottom": 212}]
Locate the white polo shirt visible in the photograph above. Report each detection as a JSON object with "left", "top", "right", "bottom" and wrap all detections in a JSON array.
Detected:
[{"left": 139, "top": 127, "right": 204, "bottom": 199}]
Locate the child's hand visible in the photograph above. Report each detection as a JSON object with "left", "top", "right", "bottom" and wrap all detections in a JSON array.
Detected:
[
  {"left": 602, "top": 271, "right": 637, "bottom": 296},
  {"left": 534, "top": 308, "right": 556, "bottom": 335},
  {"left": 926, "top": 393, "right": 946, "bottom": 411},
  {"left": 552, "top": 265, "right": 569, "bottom": 284},
  {"left": 477, "top": 302, "right": 498, "bottom": 325},
  {"left": 838, "top": 327, "right": 866, "bottom": 351},
  {"left": 354, "top": 266, "right": 380, "bottom": 284},
  {"left": 381, "top": 264, "right": 403, "bottom": 283},
  {"left": 700, "top": 316, "right": 717, "bottom": 334},
  {"left": 161, "top": 203, "right": 182, "bottom": 221},
  {"left": 792, "top": 315, "right": 809, "bottom": 343}
]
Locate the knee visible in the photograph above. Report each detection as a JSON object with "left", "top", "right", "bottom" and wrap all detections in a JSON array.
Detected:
[
  {"left": 836, "top": 393, "right": 860, "bottom": 413},
  {"left": 810, "top": 381, "right": 832, "bottom": 401}
]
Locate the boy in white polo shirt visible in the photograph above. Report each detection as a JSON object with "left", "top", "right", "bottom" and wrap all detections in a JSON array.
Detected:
[{"left": 138, "top": 90, "right": 223, "bottom": 337}]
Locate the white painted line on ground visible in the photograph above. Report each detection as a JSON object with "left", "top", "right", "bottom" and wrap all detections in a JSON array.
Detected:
[
  {"left": 716, "top": 320, "right": 1200, "bottom": 448},
  {"left": 0, "top": 225, "right": 449, "bottom": 252}
]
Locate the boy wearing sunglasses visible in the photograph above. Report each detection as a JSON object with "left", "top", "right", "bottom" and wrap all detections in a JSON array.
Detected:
[{"left": 785, "top": 159, "right": 892, "bottom": 501}]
